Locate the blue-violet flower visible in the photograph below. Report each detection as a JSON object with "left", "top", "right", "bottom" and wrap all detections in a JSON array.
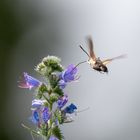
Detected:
[
  {"left": 19, "top": 72, "right": 41, "bottom": 89},
  {"left": 64, "top": 103, "right": 77, "bottom": 114},
  {"left": 32, "top": 110, "right": 40, "bottom": 125},
  {"left": 32, "top": 99, "right": 45, "bottom": 108},
  {"left": 60, "top": 64, "right": 78, "bottom": 82},
  {"left": 49, "top": 136, "right": 58, "bottom": 140},
  {"left": 57, "top": 94, "right": 68, "bottom": 109},
  {"left": 58, "top": 79, "right": 67, "bottom": 89},
  {"left": 42, "top": 107, "right": 51, "bottom": 123}
]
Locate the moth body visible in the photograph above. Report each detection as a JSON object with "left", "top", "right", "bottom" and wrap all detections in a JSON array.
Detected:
[{"left": 79, "top": 36, "right": 126, "bottom": 73}]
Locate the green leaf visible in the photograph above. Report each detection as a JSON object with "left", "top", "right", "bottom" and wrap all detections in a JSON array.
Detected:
[
  {"left": 36, "top": 91, "right": 43, "bottom": 99},
  {"left": 51, "top": 64, "right": 63, "bottom": 72},
  {"left": 56, "top": 111, "right": 74, "bottom": 124},
  {"left": 36, "top": 84, "right": 48, "bottom": 99},
  {"left": 49, "top": 74, "right": 59, "bottom": 88},
  {"left": 55, "top": 110, "right": 63, "bottom": 124},
  {"left": 53, "top": 86, "right": 64, "bottom": 96},
  {"left": 39, "top": 123, "right": 48, "bottom": 136},
  {"left": 50, "top": 94, "right": 59, "bottom": 104},
  {"left": 21, "top": 123, "right": 40, "bottom": 136},
  {"left": 39, "top": 84, "right": 48, "bottom": 93},
  {"left": 52, "top": 126, "right": 64, "bottom": 140}
]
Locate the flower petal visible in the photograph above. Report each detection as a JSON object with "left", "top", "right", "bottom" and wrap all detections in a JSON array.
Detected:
[
  {"left": 60, "top": 64, "right": 78, "bottom": 82},
  {"left": 57, "top": 94, "right": 68, "bottom": 108},
  {"left": 18, "top": 72, "right": 41, "bottom": 89},
  {"left": 64, "top": 103, "right": 77, "bottom": 114},
  {"left": 42, "top": 107, "right": 50, "bottom": 123},
  {"left": 49, "top": 136, "right": 58, "bottom": 140},
  {"left": 58, "top": 80, "right": 67, "bottom": 89},
  {"left": 32, "top": 99, "right": 45, "bottom": 108},
  {"left": 32, "top": 110, "right": 40, "bottom": 124}
]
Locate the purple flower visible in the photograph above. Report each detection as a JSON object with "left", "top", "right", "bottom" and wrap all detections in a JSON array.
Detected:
[
  {"left": 58, "top": 80, "right": 67, "bottom": 89},
  {"left": 60, "top": 64, "right": 78, "bottom": 82},
  {"left": 49, "top": 136, "right": 58, "bottom": 140},
  {"left": 57, "top": 94, "right": 68, "bottom": 109},
  {"left": 18, "top": 72, "right": 41, "bottom": 89},
  {"left": 31, "top": 107, "right": 51, "bottom": 126},
  {"left": 32, "top": 110, "right": 40, "bottom": 125},
  {"left": 32, "top": 99, "right": 45, "bottom": 108},
  {"left": 64, "top": 103, "right": 77, "bottom": 114},
  {"left": 42, "top": 107, "right": 51, "bottom": 123}
]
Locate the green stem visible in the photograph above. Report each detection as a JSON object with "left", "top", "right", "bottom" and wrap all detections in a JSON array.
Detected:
[
  {"left": 21, "top": 124, "right": 40, "bottom": 136},
  {"left": 43, "top": 89, "right": 53, "bottom": 139},
  {"left": 42, "top": 93, "right": 50, "bottom": 104}
]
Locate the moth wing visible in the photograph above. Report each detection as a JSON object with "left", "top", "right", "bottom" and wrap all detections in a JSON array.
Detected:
[
  {"left": 102, "top": 54, "right": 127, "bottom": 65},
  {"left": 87, "top": 36, "right": 96, "bottom": 60}
]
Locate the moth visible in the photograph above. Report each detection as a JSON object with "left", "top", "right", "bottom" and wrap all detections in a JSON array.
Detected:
[{"left": 79, "top": 37, "right": 126, "bottom": 73}]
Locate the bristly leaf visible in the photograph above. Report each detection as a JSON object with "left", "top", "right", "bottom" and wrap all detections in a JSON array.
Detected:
[
  {"left": 39, "top": 123, "right": 48, "bottom": 136},
  {"left": 55, "top": 110, "right": 63, "bottom": 124},
  {"left": 52, "top": 126, "right": 64, "bottom": 140},
  {"left": 50, "top": 94, "right": 59, "bottom": 104},
  {"left": 49, "top": 74, "right": 59, "bottom": 89},
  {"left": 39, "top": 84, "right": 48, "bottom": 93},
  {"left": 36, "top": 84, "right": 48, "bottom": 99},
  {"left": 51, "top": 64, "right": 64, "bottom": 72},
  {"left": 53, "top": 86, "right": 64, "bottom": 96},
  {"left": 21, "top": 123, "right": 40, "bottom": 136}
]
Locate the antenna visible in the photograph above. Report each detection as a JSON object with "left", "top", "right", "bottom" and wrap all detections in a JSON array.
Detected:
[{"left": 79, "top": 45, "right": 90, "bottom": 57}]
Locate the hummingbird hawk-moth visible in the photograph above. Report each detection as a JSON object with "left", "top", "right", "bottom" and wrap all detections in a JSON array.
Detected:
[{"left": 79, "top": 37, "right": 126, "bottom": 73}]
